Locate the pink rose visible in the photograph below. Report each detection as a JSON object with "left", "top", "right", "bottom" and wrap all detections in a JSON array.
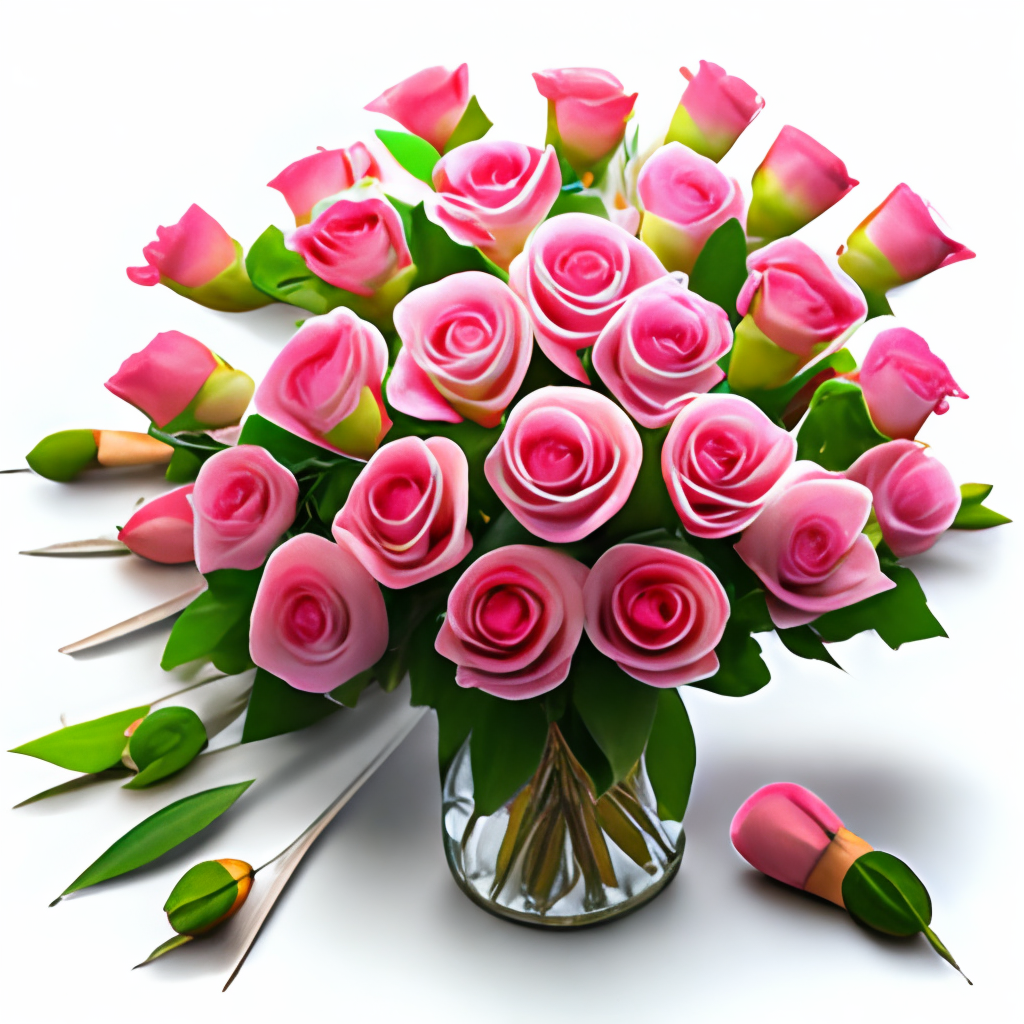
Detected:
[
  {"left": 637, "top": 142, "right": 745, "bottom": 275},
  {"left": 255, "top": 307, "right": 392, "bottom": 460},
  {"left": 857, "top": 324, "right": 967, "bottom": 440},
  {"left": 435, "top": 545, "right": 588, "bottom": 699},
  {"left": 661, "top": 393, "right": 796, "bottom": 538},
  {"left": 532, "top": 67, "right": 637, "bottom": 176},
  {"left": 365, "top": 64, "right": 470, "bottom": 154},
  {"left": 838, "top": 183, "right": 975, "bottom": 294},
  {"left": 591, "top": 276, "right": 732, "bottom": 427},
  {"left": 734, "top": 462, "right": 896, "bottom": 628},
  {"left": 249, "top": 534, "right": 388, "bottom": 693},
  {"left": 268, "top": 143, "right": 381, "bottom": 226},
  {"left": 509, "top": 212, "right": 667, "bottom": 382},
  {"left": 192, "top": 445, "right": 299, "bottom": 573},
  {"left": 846, "top": 440, "right": 959, "bottom": 558},
  {"left": 484, "top": 386, "right": 643, "bottom": 543},
  {"left": 117, "top": 485, "right": 195, "bottom": 564},
  {"left": 666, "top": 61, "right": 764, "bottom": 162},
  {"left": 387, "top": 271, "right": 533, "bottom": 427},
  {"left": 583, "top": 543, "right": 729, "bottom": 686},
  {"left": 747, "top": 125, "right": 858, "bottom": 242},
  {"left": 332, "top": 436, "right": 472, "bottom": 589},
  {"left": 425, "top": 140, "right": 562, "bottom": 270}
]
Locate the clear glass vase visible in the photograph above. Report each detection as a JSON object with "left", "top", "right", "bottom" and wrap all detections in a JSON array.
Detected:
[{"left": 441, "top": 723, "right": 684, "bottom": 927}]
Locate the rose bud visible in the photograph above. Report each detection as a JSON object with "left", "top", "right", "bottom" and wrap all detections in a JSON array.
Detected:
[
  {"left": 638, "top": 142, "right": 745, "bottom": 275},
  {"left": 661, "top": 393, "right": 796, "bottom": 538},
  {"left": 532, "top": 67, "right": 637, "bottom": 180},
  {"left": 734, "top": 461, "right": 895, "bottom": 627},
  {"left": 846, "top": 440, "right": 959, "bottom": 557},
  {"left": 435, "top": 544, "right": 588, "bottom": 699},
  {"left": 268, "top": 142, "right": 381, "bottom": 226},
  {"left": 117, "top": 485, "right": 195, "bottom": 564},
  {"left": 255, "top": 306, "right": 392, "bottom": 459},
  {"left": 666, "top": 61, "right": 764, "bottom": 163},
  {"left": 105, "top": 331, "right": 254, "bottom": 432},
  {"left": 25, "top": 429, "right": 173, "bottom": 481},
  {"left": 126, "top": 204, "right": 271, "bottom": 312},
  {"left": 332, "top": 437, "right": 472, "bottom": 588},
  {"left": 425, "top": 140, "right": 562, "bottom": 270},
  {"left": 387, "top": 271, "right": 532, "bottom": 427},
  {"left": 592, "top": 276, "right": 732, "bottom": 427},
  {"left": 583, "top": 544, "right": 730, "bottom": 686},
  {"left": 249, "top": 533, "right": 389, "bottom": 692},
  {"left": 728, "top": 239, "right": 867, "bottom": 392},
  {"left": 121, "top": 706, "right": 207, "bottom": 788},
  {"left": 509, "top": 212, "right": 666, "bottom": 382},
  {"left": 857, "top": 324, "right": 967, "bottom": 440},
  {"left": 484, "top": 386, "right": 643, "bottom": 543},
  {"left": 365, "top": 64, "right": 470, "bottom": 154},
  {"left": 838, "top": 183, "right": 975, "bottom": 294},
  {"left": 192, "top": 445, "right": 299, "bottom": 573},
  {"left": 746, "top": 126, "right": 858, "bottom": 244}
]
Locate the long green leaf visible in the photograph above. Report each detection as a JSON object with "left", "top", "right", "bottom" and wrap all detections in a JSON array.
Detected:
[
  {"left": 795, "top": 378, "right": 889, "bottom": 471},
  {"left": 470, "top": 697, "right": 548, "bottom": 815},
  {"left": 776, "top": 625, "right": 842, "bottom": 669},
  {"left": 950, "top": 482, "right": 1011, "bottom": 530},
  {"left": 687, "top": 218, "right": 748, "bottom": 328},
  {"left": 241, "top": 669, "right": 339, "bottom": 743},
  {"left": 11, "top": 707, "right": 150, "bottom": 773},
  {"left": 644, "top": 689, "right": 696, "bottom": 821},
  {"left": 375, "top": 129, "right": 441, "bottom": 185}
]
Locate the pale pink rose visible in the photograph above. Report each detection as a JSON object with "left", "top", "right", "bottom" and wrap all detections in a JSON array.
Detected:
[
  {"left": 435, "top": 545, "right": 588, "bottom": 699},
  {"left": 638, "top": 142, "right": 745, "bottom": 274},
  {"left": 846, "top": 440, "right": 959, "bottom": 557},
  {"left": 249, "top": 534, "right": 388, "bottom": 693},
  {"left": 509, "top": 212, "right": 667, "bottom": 382},
  {"left": 592, "top": 276, "right": 732, "bottom": 427},
  {"left": 425, "top": 140, "right": 562, "bottom": 270},
  {"left": 484, "top": 387, "right": 643, "bottom": 543},
  {"left": 583, "top": 543, "right": 729, "bottom": 686},
  {"left": 858, "top": 325, "right": 967, "bottom": 440},
  {"left": 532, "top": 67, "right": 637, "bottom": 173},
  {"left": 387, "top": 271, "right": 533, "bottom": 427},
  {"left": 255, "top": 307, "right": 392, "bottom": 460},
  {"left": 127, "top": 204, "right": 236, "bottom": 289},
  {"left": 332, "top": 436, "right": 472, "bottom": 589},
  {"left": 734, "top": 462, "right": 896, "bottom": 628},
  {"left": 268, "top": 143, "right": 381, "bottom": 225},
  {"left": 365, "top": 64, "right": 470, "bottom": 154},
  {"left": 117, "top": 485, "right": 194, "bottom": 564},
  {"left": 192, "top": 445, "right": 298, "bottom": 573},
  {"left": 661, "top": 393, "right": 796, "bottom": 539}
]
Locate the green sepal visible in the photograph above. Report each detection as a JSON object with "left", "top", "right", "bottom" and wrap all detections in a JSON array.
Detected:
[
  {"left": 124, "top": 707, "right": 207, "bottom": 789},
  {"left": 164, "top": 447, "right": 203, "bottom": 482},
  {"left": 375, "top": 129, "right": 441, "bottom": 185},
  {"left": 737, "top": 348, "right": 858, "bottom": 424},
  {"left": 241, "top": 668, "right": 340, "bottom": 743},
  {"left": 161, "top": 240, "right": 274, "bottom": 313},
  {"left": 863, "top": 288, "right": 894, "bottom": 320},
  {"left": 164, "top": 860, "right": 238, "bottom": 934},
  {"left": 443, "top": 95, "right": 493, "bottom": 152},
  {"left": 25, "top": 429, "right": 98, "bottom": 481},
  {"left": 776, "top": 625, "right": 842, "bottom": 669},
  {"left": 950, "top": 482, "right": 1011, "bottom": 530},
  {"left": 469, "top": 696, "right": 549, "bottom": 816},
  {"left": 10, "top": 706, "right": 150, "bottom": 773},
  {"left": 796, "top": 378, "right": 889, "bottom": 471},
  {"left": 545, "top": 189, "right": 609, "bottom": 221},
  {"left": 644, "top": 688, "right": 696, "bottom": 821},
  {"left": 687, "top": 218, "right": 748, "bottom": 329},
  {"left": 136, "top": 932, "right": 194, "bottom": 968}
]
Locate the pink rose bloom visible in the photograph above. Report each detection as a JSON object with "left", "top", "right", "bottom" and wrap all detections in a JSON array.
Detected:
[
  {"left": 192, "top": 445, "right": 298, "bottom": 573},
  {"left": 425, "top": 140, "right": 562, "bottom": 270},
  {"left": 268, "top": 143, "right": 381, "bottom": 225},
  {"left": 846, "top": 440, "right": 959, "bottom": 558},
  {"left": 484, "top": 387, "right": 643, "bottom": 543},
  {"left": 332, "top": 436, "right": 472, "bottom": 589},
  {"left": 638, "top": 142, "right": 745, "bottom": 275},
  {"left": 365, "top": 64, "right": 470, "bottom": 154},
  {"left": 435, "top": 545, "right": 588, "bottom": 699},
  {"left": 127, "top": 204, "right": 236, "bottom": 290},
  {"left": 255, "top": 307, "right": 392, "bottom": 460},
  {"left": 592, "top": 276, "right": 732, "bottom": 427},
  {"left": 661, "top": 393, "right": 796, "bottom": 538},
  {"left": 734, "top": 461, "right": 896, "bottom": 628},
  {"left": 388, "top": 271, "right": 532, "bottom": 427},
  {"left": 532, "top": 67, "right": 637, "bottom": 175},
  {"left": 583, "top": 544, "right": 729, "bottom": 686},
  {"left": 858, "top": 325, "right": 967, "bottom": 440},
  {"left": 250, "top": 534, "right": 388, "bottom": 693},
  {"left": 509, "top": 212, "right": 667, "bottom": 382},
  {"left": 666, "top": 61, "right": 764, "bottom": 162},
  {"left": 747, "top": 126, "right": 858, "bottom": 242},
  {"left": 117, "top": 485, "right": 195, "bottom": 564}
]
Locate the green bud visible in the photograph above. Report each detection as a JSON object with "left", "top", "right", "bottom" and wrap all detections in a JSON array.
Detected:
[
  {"left": 122, "top": 707, "right": 207, "bottom": 789},
  {"left": 25, "top": 430, "right": 98, "bottom": 481}
]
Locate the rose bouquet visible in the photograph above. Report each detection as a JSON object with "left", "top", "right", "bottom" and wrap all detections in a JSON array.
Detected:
[{"left": 13, "top": 60, "right": 1008, "bottom": 968}]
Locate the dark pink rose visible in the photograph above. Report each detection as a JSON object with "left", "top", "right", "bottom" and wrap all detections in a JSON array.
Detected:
[
  {"left": 126, "top": 204, "right": 236, "bottom": 289},
  {"left": 268, "top": 143, "right": 381, "bottom": 225},
  {"left": 117, "top": 485, "right": 194, "bottom": 564},
  {"left": 365, "top": 64, "right": 470, "bottom": 154}
]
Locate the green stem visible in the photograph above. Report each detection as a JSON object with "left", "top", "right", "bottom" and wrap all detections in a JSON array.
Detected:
[{"left": 924, "top": 926, "right": 972, "bottom": 985}]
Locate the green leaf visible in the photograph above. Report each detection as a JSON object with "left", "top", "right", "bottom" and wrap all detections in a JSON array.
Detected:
[
  {"left": 137, "top": 933, "right": 194, "bottom": 967},
  {"left": 600, "top": 425, "right": 678, "bottom": 542},
  {"left": 401, "top": 200, "right": 508, "bottom": 289},
  {"left": 241, "top": 668, "right": 339, "bottom": 743},
  {"left": 687, "top": 218, "right": 748, "bottom": 329},
  {"left": 545, "top": 190, "right": 609, "bottom": 221},
  {"left": 557, "top": 704, "right": 614, "bottom": 796},
  {"left": 863, "top": 289, "right": 894, "bottom": 320},
  {"left": 57, "top": 781, "right": 254, "bottom": 899},
  {"left": 469, "top": 697, "right": 549, "bottom": 815},
  {"left": 148, "top": 426, "right": 228, "bottom": 463},
  {"left": 311, "top": 459, "right": 364, "bottom": 524},
  {"left": 950, "top": 482, "right": 1011, "bottom": 530},
  {"left": 11, "top": 706, "right": 150, "bottom": 773},
  {"left": 739, "top": 348, "right": 858, "bottom": 424},
  {"left": 644, "top": 689, "right": 696, "bottom": 821},
  {"left": 776, "top": 625, "right": 842, "bottom": 669},
  {"left": 374, "top": 129, "right": 441, "bottom": 185},
  {"left": 329, "top": 670, "right": 375, "bottom": 708},
  {"left": 796, "top": 378, "right": 889, "bottom": 471},
  {"left": 237, "top": 413, "right": 342, "bottom": 474},
  {"left": 691, "top": 591, "right": 772, "bottom": 697},
  {"left": 443, "top": 95, "right": 493, "bottom": 152},
  {"left": 164, "top": 447, "right": 203, "bottom": 483},
  {"left": 842, "top": 851, "right": 931, "bottom": 936},
  {"left": 124, "top": 707, "right": 207, "bottom": 789}
]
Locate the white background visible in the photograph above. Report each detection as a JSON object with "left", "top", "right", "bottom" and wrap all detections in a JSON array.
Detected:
[{"left": 1, "top": 1, "right": 1021, "bottom": 1020}]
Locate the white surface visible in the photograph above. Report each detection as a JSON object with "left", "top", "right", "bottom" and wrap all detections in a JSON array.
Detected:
[{"left": 1, "top": 1, "right": 1021, "bottom": 1021}]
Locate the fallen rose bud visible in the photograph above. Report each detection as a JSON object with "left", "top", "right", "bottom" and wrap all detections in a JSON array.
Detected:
[
  {"left": 268, "top": 142, "right": 381, "bottom": 226},
  {"left": 26, "top": 430, "right": 173, "bottom": 481},
  {"left": 117, "top": 485, "right": 195, "bottom": 564},
  {"left": 366, "top": 64, "right": 470, "bottom": 154}
]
